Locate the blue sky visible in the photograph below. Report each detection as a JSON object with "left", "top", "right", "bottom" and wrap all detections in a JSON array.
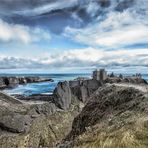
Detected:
[{"left": 0, "top": 0, "right": 148, "bottom": 73}]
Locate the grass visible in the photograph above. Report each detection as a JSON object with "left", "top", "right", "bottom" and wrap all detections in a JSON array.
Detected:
[{"left": 73, "top": 116, "right": 148, "bottom": 148}]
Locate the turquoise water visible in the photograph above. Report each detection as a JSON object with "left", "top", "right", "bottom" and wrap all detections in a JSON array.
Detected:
[
  {"left": 142, "top": 74, "right": 148, "bottom": 81},
  {"left": 2, "top": 73, "right": 148, "bottom": 96},
  {"left": 2, "top": 74, "right": 91, "bottom": 96}
]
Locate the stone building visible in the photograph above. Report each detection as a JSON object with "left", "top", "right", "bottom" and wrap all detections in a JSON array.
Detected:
[{"left": 92, "top": 69, "right": 107, "bottom": 81}]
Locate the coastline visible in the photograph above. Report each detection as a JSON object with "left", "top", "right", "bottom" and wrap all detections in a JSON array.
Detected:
[
  {"left": 1, "top": 73, "right": 148, "bottom": 97},
  {"left": 0, "top": 69, "right": 148, "bottom": 147}
]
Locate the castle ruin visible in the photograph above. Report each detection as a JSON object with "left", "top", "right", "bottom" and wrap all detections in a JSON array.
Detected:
[{"left": 92, "top": 69, "right": 107, "bottom": 81}]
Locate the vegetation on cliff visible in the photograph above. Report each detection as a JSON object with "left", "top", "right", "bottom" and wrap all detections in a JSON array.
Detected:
[
  {"left": 0, "top": 77, "right": 148, "bottom": 148},
  {"left": 61, "top": 85, "right": 148, "bottom": 148}
]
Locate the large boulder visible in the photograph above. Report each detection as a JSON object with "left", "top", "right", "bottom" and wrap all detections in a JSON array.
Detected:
[
  {"left": 19, "top": 77, "right": 27, "bottom": 84},
  {"left": 53, "top": 81, "right": 72, "bottom": 110},
  {"left": 33, "top": 103, "right": 57, "bottom": 115},
  {"left": 8, "top": 77, "right": 20, "bottom": 87},
  {"left": 0, "top": 114, "right": 32, "bottom": 133},
  {"left": 0, "top": 78, "right": 6, "bottom": 89},
  {"left": 0, "top": 92, "right": 22, "bottom": 104},
  {"left": 1, "top": 77, "right": 20, "bottom": 88}
]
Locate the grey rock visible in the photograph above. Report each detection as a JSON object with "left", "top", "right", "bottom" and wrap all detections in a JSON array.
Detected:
[
  {"left": 0, "top": 114, "right": 32, "bottom": 133},
  {"left": 0, "top": 92, "right": 22, "bottom": 104},
  {"left": 34, "top": 103, "right": 57, "bottom": 115},
  {"left": 105, "top": 77, "right": 147, "bottom": 84},
  {"left": 70, "top": 79, "right": 102, "bottom": 103},
  {"left": 52, "top": 79, "right": 102, "bottom": 110},
  {"left": 0, "top": 76, "right": 54, "bottom": 89},
  {"left": 74, "top": 77, "right": 89, "bottom": 81},
  {"left": 53, "top": 81, "right": 72, "bottom": 110},
  {"left": 65, "top": 85, "right": 146, "bottom": 141},
  {"left": 14, "top": 94, "right": 53, "bottom": 101},
  {"left": 0, "top": 78, "right": 7, "bottom": 89}
]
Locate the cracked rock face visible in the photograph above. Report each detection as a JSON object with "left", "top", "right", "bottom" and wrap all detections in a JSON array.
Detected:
[
  {"left": 53, "top": 81, "right": 72, "bottom": 110},
  {"left": 70, "top": 79, "right": 102, "bottom": 103},
  {"left": 71, "top": 85, "right": 145, "bottom": 135},
  {"left": 0, "top": 114, "right": 32, "bottom": 133},
  {"left": 105, "top": 77, "right": 147, "bottom": 84},
  {"left": 53, "top": 79, "right": 103, "bottom": 110}
]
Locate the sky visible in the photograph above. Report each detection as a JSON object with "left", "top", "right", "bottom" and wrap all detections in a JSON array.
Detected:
[{"left": 0, "top": 0, "right": 148, "bottom": 73}]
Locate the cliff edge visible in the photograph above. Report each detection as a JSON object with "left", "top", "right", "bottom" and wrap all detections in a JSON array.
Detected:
[
  {"left": 61, "top": 85, "right": 148, "bottom": 147},
  {"left": 0, "top": 76, "right": 148, "bottom": 148}
]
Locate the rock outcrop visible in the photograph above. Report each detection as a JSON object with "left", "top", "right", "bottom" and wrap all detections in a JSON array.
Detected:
[
  {"left": 69, "top": 79, "right": 102, "bottom": 102},
  {"left": 0, "top": 92, "right": 22, "bottom": 104},
  {"left": 66, "top": 85, "right": 145, "bottom": 139},
  {"left": 53, "top": 81, "right": 72, "bottom": 110},
  {"left": 0, "top": 89, "right": 82, "bottom": 148},
  {"left": 53, "top": 76, "right": 147, "bottom": 110},
  {"left": 61, "top": 85, "right": 148, "bottom": 147},
  {"left": 53, "top": 79, "right": 103, "bottom": 110},
  {"left": 0, "top": 76, "right": 148, "bottom": 148},
  {"left": 0, "top": 114, "right": 32, "bottom": 133},
  {"left": 13, "top": 94, "right": 53, "bottom": 102},
  {"left": 0, "top": 76, "right": 53, "bottom": 89},
  {"left": 105, "top": 77, "right": 147, "bottom": 84}
]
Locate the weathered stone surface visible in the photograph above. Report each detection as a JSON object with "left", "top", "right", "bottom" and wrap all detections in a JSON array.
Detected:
[
  {"left": 53, "top": 79, "right": 102, "bottom": 110},
  {"left": 6, "top": 77, "right": 20, "bottom": 88},
  {"left": 33, "top": 103, "right": 57, "bottom": 115},
  {"left": 0, "top": 114, "right": 32, "bottom": 133},
  {"left": 105, "top": 77, "right": 147, "bottom": 84},
  {"left": 74, "top": 77, "right": 89, "bottom": 81},
  {"left": 0, "top": 90, "right": 82, "bottom": 148},
  {"left": 53, "top": 81, "right": 72, "bottom": 110},
  {"left": 0, "top": 78, "right": 7, "bottom": 89},
  {"left": 0, "top": 92, "right": 22, "bottom": 104},
  {"left": 69, "top": 79, "right": 102, "bottom": 103},
  {"left": 13, "top": 94, "right": 53, "bottom": 102},
  {"left": 0, "top": 77, "right": 148, "bottom": 148},
  {"left": 68, "top": 85, "right": 145, "bottom": 138}
]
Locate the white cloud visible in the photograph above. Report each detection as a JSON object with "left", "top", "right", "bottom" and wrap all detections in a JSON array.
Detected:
[
  {"left": 0, "top": 19, "right": 51, "bottom": 44},
  {"left": 64, "top": 1, "right": 148, "bottom": 48},
  {"left": 0, "top": 47, "right": 148, "bottom": 70},
  {"left": 46, "top": 47, "right": 148, "bottom": 67},
  {"left": 86, "top": 1, "right": 100, "bottom": 17}
]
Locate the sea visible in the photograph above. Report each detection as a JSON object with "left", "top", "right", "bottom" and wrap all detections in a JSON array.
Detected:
[
  {"left": 2, "top": 73, "right": 91, "bottom": 96},
  {"left": 1, "top": 73, "right": 148, "bottom": 96}
]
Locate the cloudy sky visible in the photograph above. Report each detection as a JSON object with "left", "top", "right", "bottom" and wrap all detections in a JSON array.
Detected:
[{"left": 0, "top": 0, "right": 148, "bottom": 73}]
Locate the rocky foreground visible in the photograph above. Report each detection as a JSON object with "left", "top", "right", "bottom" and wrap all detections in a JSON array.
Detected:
[{"left": 0, "top": 77, "right": 148, "bottom": 148}]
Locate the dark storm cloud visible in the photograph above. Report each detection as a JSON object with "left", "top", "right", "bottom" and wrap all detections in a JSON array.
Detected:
[
  {"left": 0, "top": 0, "right": 77, "bottom": 16},
  {"left": 0, "top": 0, "right": 147, "bottom": 41},
  {"left": 0, "top": 0, "right": 138, "bottom": 34}
]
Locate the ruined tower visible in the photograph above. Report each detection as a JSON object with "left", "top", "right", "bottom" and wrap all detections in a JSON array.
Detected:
[{"left": 92, "top": 69, "right": 107, "bottom": 81}]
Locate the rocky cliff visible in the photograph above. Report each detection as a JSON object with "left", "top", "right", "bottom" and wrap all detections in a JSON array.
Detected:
[
  {"left": 105, "top": 77, "right": 147, "bottom": 84},
  {"left": 53, "top": 77, "right": 147, "bottom": 110},
  {"left": 0, "top": 91, "right": 83, "bottom": 148},
  {"left": 0, "top": 77, "right": 148, "bottom": 148},
  {"left": 60, "top": 85, "right": 148, "bottom": 147},
  {"left": 53, "top": 79, "right": 102, "bottom": 110}
]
